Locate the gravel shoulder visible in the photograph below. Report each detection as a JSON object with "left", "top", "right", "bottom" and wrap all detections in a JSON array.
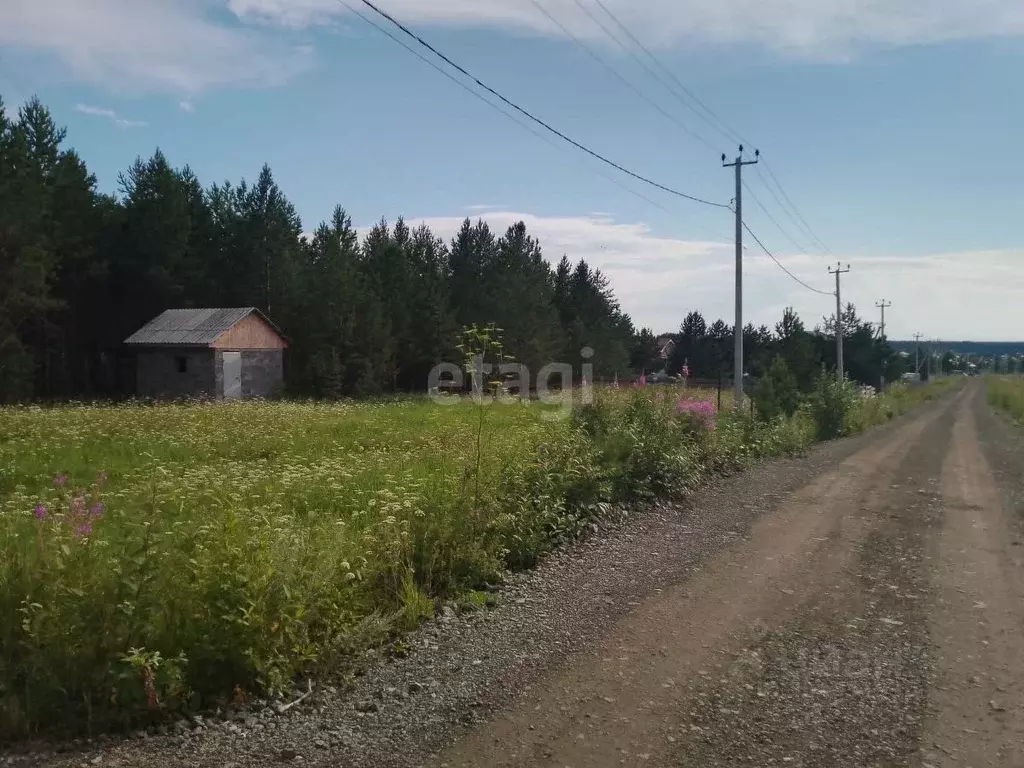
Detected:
[{"left": 15, "top": 385, "right": 1010, "bottom": 768}]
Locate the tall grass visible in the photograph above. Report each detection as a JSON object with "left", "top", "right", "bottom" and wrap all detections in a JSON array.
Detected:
[
  {"left": 987, "top": 375, "right": 1024, "bottom": 423},
  {"left": 0, "top": 381, "right": 955, "bottom": 737}
]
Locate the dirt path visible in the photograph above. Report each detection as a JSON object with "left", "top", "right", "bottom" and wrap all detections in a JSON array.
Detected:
[
  {"left": 23, "top": 382, "right": 1024, "bottom": 768},
  {"left": 435, "top": 382, "right": 1024, "bottom": 768},
  {"left": 922, "top": 386, "right": 1024, "bottom": 766}
]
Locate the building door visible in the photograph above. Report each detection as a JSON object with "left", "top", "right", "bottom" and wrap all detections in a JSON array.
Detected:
[{"left": 222, "top": 352, "right": 242, "bottom": 399}]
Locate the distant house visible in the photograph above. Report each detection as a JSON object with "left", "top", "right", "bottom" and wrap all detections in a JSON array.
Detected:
[
  {"left": 124, "top": 308, "right": 287, "bottom": 399},
  {"left": 656, "top": 334, "right": 676, "bottom": 361}
]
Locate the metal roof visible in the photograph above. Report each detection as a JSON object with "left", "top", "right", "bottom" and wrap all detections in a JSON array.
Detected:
[{"left": 124, "top": 308, "right": 281, "bottom": 346}]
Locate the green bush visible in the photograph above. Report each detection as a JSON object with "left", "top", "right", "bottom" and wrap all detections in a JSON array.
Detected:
[
  {"left": 808, "top": 373, "right": 859, "bottom": 440},
  {"left": 754, "top": 356, "right": 801, "bottom": 422}
]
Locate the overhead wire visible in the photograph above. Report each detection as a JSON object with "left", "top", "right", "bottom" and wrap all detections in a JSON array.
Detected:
[
  {"left": 741, "top": 179, "right": 814, "bottom": 256},
  {"left": 338, "top": 0, "right": 724, "bottom": 227},
  {"left": 353, "top": 0, "right": 730, "bottom": 209},
  {"left": 570, "top": 1, "right": 843, "bottom": 270},
  {"left": 589, "top": 0, "right": 749, "bottom": 148},
  {"left": 741, "top": 219, "right": 834, "bottom": 297},
  {"left": 565, "top": 0, "right": 722, "bottom": 153},
  {"left": 527, "top": 0, "right": 716, "bottom": 150},
  {"left": 757, "top": 160, "right": 835, "bottom": 256}
]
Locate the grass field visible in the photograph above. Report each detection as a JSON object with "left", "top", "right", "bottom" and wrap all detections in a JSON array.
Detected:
[
  {"left": 987, "top": 375, "right": 1024, "bottom": 423},
  {"left": 0, "top": 380, "right": 956, "bottom": 736}
]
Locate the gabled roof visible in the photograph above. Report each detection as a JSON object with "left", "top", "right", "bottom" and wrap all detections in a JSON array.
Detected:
[{"left": 124, "top": 308, "right": 283, "bottom": 346}]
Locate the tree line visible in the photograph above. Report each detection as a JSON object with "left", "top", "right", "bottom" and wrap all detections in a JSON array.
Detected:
[{"left": 1, "top": 95, "right": 902, "bottom": 402}]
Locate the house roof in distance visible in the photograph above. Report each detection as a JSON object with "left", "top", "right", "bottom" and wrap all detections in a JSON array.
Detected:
[{"left": 124, "top": 308, "right": 283, "bottom": 346}]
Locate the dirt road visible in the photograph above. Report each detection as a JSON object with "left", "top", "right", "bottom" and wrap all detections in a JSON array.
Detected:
[
  {"left": 26, "top": 381, "right": 1024, "bottom": 767},
  {"left": 436, "top": 381, "right": 1024, "bottom": 768}
]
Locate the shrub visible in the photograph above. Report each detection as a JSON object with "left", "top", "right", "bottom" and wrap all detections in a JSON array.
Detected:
[
  {"left": 753, "top": 356, "right": 801, "bottom": 421},
  {"left": 808, "top": 373, "right": 859, "bottom": 440}
]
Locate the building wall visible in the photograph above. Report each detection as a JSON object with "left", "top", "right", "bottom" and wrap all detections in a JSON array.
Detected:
[
  {"left": 136, "top": 349, "right": 216, "bottom": 398},
  {"left": 211, "top": 350, "right": 284, "bottom": 398},
  {"left": 242, "top": 350, "right": 284, "bottom": 398},
  {"left": 210, "top": 314, "right": 287, "bottom": 350}
]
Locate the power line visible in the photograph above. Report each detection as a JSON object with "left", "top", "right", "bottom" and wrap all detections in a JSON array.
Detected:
[
  {"left": 752, "top": 165, "right": 824, "bottom": 257},
  {"left": 354, "top": 0, "right": 730, "bottom": 209},
  {"left": 741, "top": 179, "right": 815, "bottom": 256},
  {"left": 567, "top": 0, "right": 720, "bottom": 153},
  {"left": 528, "top": 0, "right": 715, "bottom": 150},
  {"left": 758, "top": 159, "right": 834, "bottom": 256},
  {"left": 589, "top": 0, "right": 749, "bottom": 148},
  {"left": 741, "top": 220, "right": 833, "bottom": 297},
  {"left": 567, "top": 3, "right": 841, "bottom": 265},
  {"left": 339, "top": 0, "right": 708, "bottom": 222}
]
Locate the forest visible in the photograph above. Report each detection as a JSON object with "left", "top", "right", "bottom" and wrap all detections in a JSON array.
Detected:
[{"left": 0, "top": 95, "right": 904, "bottom": 402}]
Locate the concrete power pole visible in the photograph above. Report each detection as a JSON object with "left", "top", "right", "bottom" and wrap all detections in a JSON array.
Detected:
[
  {"left": 829, "top": 262, "right": 851, "bottom": 379},
  {"left": 875, "top": 299, "right": 891, "bottom": 339},
  {"left": 913, "top": 332, "right": 924, "bottom": 377},
  {"left": 722, "top": 145, "right": 759, "bottom": 409},
  {"left": 875, "top": 300, "right": 892, "bottom": 390}
]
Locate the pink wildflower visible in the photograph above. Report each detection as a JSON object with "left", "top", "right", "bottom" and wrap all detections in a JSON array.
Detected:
[
  {"left": 54, "top": 473, "right": 68, "bottom": 488},
  {"left": 677, "top": 399, "right": 718, "bottom": 431},
  {"left": 34, "top": 504, "right": 49, "bottom": 521}
]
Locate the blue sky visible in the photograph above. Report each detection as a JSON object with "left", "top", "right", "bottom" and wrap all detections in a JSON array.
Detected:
[{"left": 2, "top": 0, "right": 1022, "bottom": 339}]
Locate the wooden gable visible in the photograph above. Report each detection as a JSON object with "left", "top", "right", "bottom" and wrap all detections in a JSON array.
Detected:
[{"left": 210, "top": 313, "right": 288, "bottom": 350}]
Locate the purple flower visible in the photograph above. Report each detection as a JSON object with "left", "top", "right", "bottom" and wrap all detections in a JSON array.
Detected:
[
  {"left": 74, "top": 523, "right": 93, "bottom": 538},
  {"left": 70, "top": 495, "right": 86, "bottom": 516},
  {"left": 54, "top": 473, "right": 68, "bottom": 488},
  {"left": 676, "top": 399, "right": 718, "bottom": 431},
  {"left": 34, "top": 504, "right": 49, "bottom": 521},
  {"left": 90, "top": 502, "right": 105, "bottom": 519}
]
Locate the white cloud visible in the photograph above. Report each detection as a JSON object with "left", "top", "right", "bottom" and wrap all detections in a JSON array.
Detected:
[
  {"left": 3, "top": 1, "right": 1020, "bottom": 93},
  {"left": 230, "top": 0, "right": 1024, "bottom": 55},
  {"left": 179, "top": 100, "right": 196, "bottom": 113},
  {"left": 74, "top": 103, "right": 149, "bottom": 128},
  {"left": 0, "top": 0, "right": 313, "bottom": 93},
  {"left": 394, "top": 210, "right": 1022, "bottom": 340}
]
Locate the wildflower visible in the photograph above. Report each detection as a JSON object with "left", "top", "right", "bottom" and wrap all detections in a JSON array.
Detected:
[
  {"left": 34, "top": 504, "right": 49, "bottom": 521},
  {"left": 677, "top": 399, "right": 718, "bottom": 432},
  {"left": 70, "top": 495, "right": 86, "bottom": 516},
  {"left": 54, "top": 473, "right": 68, "bottom": 488},
  {"left": 90, "top": 502, "right": 105, "bottom": 519},
  {"left": 75, "top": 523, "right": 93, "bottom": 537}
]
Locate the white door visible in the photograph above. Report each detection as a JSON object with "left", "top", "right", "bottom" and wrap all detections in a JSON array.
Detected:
[{"left": 222, "top": 352, "right": 242, "bottom": 399}]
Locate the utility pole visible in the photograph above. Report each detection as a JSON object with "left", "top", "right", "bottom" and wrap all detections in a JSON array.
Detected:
[
  {"left": 828, "top": 262, "right": 851, "bottom": 379},
  {"left": 913, "top": 332, "right": 924, "bottom": 377},
  {"left": 875, "top": 299, "right": 891, "bottom": 339},
  {"left": 722, "top": 145, "right": 758, "bottom": 409}
]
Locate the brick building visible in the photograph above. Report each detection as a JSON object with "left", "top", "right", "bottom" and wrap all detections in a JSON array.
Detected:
[{"left": 124, "top": 308, "right": 287, "bottom": 399}]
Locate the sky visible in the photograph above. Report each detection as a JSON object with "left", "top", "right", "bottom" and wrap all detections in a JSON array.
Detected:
[{"left": 1, "top": 0, "right": 1022, "bottom": 340}]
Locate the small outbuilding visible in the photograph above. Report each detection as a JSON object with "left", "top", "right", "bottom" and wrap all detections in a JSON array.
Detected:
[{"left": 124, "top": 308, "right": 287, "bottom": 399}]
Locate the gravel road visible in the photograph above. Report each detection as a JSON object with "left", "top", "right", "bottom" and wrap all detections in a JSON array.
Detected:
[{"left": 14, "top": 380, "right": 1023, "bottom": 768}]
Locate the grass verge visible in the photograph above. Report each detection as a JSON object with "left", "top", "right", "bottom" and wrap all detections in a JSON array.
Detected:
[{"left": 0, "top": 379, "right": 958, "bottom": 737}]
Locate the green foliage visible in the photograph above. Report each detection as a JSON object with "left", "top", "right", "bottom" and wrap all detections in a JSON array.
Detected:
[
  {"left": 808, "top": 374, "right": 859, "bottom": 440},
  {"left": 0, "top": 375, "right": 959, "bottom": 735},
  {"left": 753, "top": 356, "right": 801, "bottom": 421},
  {"left": 987, "top": 376, "right": 1024, "bottom": 423}
]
